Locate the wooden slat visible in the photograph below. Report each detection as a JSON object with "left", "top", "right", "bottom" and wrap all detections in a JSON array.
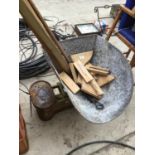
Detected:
[
  {"left": 130, "top": 53, "right": 135, "bottom": 68},
  {"left": 74, "top": 61, "right": 104, "bottom": 96},
  {"left": 106, "top": 9, "right": 122, "bottom": 40},
  {"left": 74, "top": 61, "right": 93, "bottom": 83},
  {"left": 78, "top": 75, "right": 104, "bottom": 97},
  {"left": 19, "top": 0, "right": 70, "bottom": 73},
  {"left": 115, "top": 31, "right": 135, "bottom": 52},
  {"left": 86, "top": 63, "right": 110, "bottom": 72},
  {"left": 77, "top": 74, "right": 83, "bottom": 86},
  {"left": 81, "top": 80, "right": 102, "bottom": 99},
  {"left": 90, "top": 79, "right": 104, "bottom": 96},
  {"left": 71, "top": 51, "right": 93, "bottom": 65},
  {"left": 87, "top": 68, "right": 109, "bottom": 76},
  {"left": 59, "top": 72, "right": 80, "bottom": 94},
  {"left": 96, "top": 74, "right": 115, "bottom": 87},
  {"left": 69, "top": 63, "right": 78, "bottom": 83}
]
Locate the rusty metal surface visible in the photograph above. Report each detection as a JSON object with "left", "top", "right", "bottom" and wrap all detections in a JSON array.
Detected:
[
  {"left": 29, "top": 81, "right": 72, "bottom": 121},
  {"left": 60, "top": 35, "right": 134, "bottom": 123},
  {"left": 29, "top": 80, "right": 55, "bottom": 109}
]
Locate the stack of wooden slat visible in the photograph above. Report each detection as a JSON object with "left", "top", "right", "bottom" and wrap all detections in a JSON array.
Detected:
[{"left": 60, "top": 51, "right": 115, "bottom": 99}]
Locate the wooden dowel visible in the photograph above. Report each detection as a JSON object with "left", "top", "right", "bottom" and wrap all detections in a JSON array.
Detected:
[
  {"left": 115, "top": 32, "right": 135, "bottom": 52},
  {"left": 87, "top": 68, "right": 109, "bottom": 76}
]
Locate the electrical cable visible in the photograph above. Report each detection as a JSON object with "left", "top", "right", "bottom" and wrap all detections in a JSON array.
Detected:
[
  {"left": 19, "top": 18, "right": 51, "bottom": 80},
  {"left": 19, "top": 17, "right": 75, "bottom": 80},
  {"left": 66, "top": 140, "right": 135, "bottom": 155},
  {"left": 19, "top": 81, "right": 30, "bottom": 95},
  {"left": 19, "top": 88, "right": 29, "bottom": 95}
]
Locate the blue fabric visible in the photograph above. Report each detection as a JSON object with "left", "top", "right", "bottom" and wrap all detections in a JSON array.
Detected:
[
  {"left": 118, "top": 0, "right": 135, "bottom": 45},
  {"left": 119, "top": 29, "right": 135, "bottom": 45}
]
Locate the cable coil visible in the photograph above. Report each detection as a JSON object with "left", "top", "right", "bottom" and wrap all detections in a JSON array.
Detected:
[{"left": 19, "top": 18, "right": 51, "bottom": 80}]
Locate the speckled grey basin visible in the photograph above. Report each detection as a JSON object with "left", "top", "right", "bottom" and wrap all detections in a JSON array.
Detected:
[{"left": 60, "top": 35, "right": 134, "bottom": 124}]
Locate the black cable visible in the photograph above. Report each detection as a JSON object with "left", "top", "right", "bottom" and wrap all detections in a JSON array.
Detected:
[
  {"left": 19, "top": 34, "right": 38, "bottom": 64},
  {"left": 66, "top": 140, "right": 135, "bottom": 155},
  {"left": 19, "top": 88, "right": 29, "bottom": 95},
  {"left": 19, "top": 18, "right": 51, "bottom": 80},
  {"left": 19, "top": 17, "right": 75, "bottom": 80},
  {"left": 19, "top": 81, "right": 29, "bottom": 95}
]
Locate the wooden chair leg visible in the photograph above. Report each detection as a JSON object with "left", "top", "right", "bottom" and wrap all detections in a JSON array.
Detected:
[
  {"left": 124, "top": 48, "right": 131, "bottom": 58},
  {"left": 106, "top": 9, "right": 122, "bottom": 41},
  {"left": 130, "top": 54, "right": 135, "bottom": 68}
]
